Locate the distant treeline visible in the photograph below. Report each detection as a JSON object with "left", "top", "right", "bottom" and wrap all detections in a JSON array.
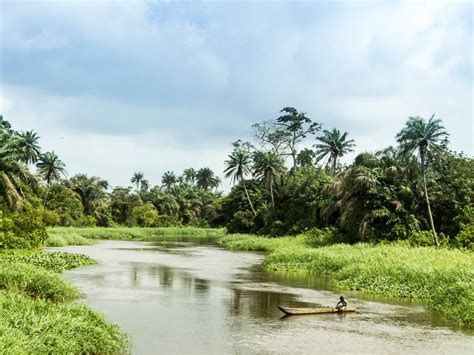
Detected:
[{"left": 0, "top": 108, "right": 472, "bottom": 249}]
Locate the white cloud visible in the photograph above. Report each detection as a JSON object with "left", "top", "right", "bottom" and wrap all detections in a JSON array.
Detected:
[{"left": 0, "top": 0, "right": 471, "bottom": 191}]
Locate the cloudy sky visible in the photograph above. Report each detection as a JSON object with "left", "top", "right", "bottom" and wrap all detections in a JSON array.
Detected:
[{"left": 0, "top": 0, "right": 472, "bottom": 190}]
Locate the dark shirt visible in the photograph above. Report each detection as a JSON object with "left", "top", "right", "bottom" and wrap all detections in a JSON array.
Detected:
[{"left": 337, "top": 299, "right": 347, "bottom": 307}]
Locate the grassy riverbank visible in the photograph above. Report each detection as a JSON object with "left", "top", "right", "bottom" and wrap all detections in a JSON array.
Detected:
[
  {"left": 221, "top": 234, "right": 474, "bottom": 328},
  {"left": 46, "top": 226, "right": 226, "bottom": 246},
  {"left": 0, "top": 250, "right": 129, "bottom": 353}
]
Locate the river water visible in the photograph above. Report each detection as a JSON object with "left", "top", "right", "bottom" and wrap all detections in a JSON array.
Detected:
[{"left": 49, "top": 239, "right": 474, "bottom": 354}]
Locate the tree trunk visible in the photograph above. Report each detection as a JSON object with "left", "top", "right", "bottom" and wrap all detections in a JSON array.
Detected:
[
  {"left": 241, "top": 175, "right": 257, "bottom": 216},
  {"left": 269, "top": 176, "right": 276, "bottom": 220},
  {"left": 331, "top": 155, "right": 337, "bottom": 176},
  {"left": 291, "top": 149, "right": 297, "bottom": 170},
  {"left": 421, "top": 152, "right": 439, "bottom": 247}
]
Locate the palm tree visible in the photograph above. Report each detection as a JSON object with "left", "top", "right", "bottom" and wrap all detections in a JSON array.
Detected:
[
  {"left": 67, "top": 174, "right": 109, "bottom": 215},
  {"left": 162, "top": 171, "right": 177, "bottom": 191},
  {"left": 0, "top": 143, "right": 37, "bottom": 210},
  {"left": 131, "top": 172, "right": 144, "bottom": 194},
  {"left": 314, "top": 128, "right": 355, "bottom": 175},
  {"left": 16, "top": 130, "right": 41, "bottom": 164},
  {"left": 196, "top": 167, "right": 219, "bottom": 191},
  {"left": 140, "top": 179, "right": 149, "bottom": 192},
  {"left": 36, "top": 151, "right": 66, "bottom": 185},
  {"left": 396, "top": 114, "right": 449, "bottom": 247},
  {"left": 183, "top": 168, "right": 197, "bottom": 185},
  {"left": 253, "top": 151, "right": 285, "bottom": 218},
  {"left": 224, "top": 149, "right": 257, "bottom": 216}
]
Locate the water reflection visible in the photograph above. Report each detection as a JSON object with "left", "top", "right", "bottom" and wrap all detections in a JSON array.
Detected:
[{"left": 49, "top": 240, "right": 474, "bottom": 354}]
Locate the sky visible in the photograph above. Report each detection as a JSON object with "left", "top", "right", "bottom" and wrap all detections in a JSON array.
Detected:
[{"left": 0, "top": 0, "right": 472, "bottom": 191}]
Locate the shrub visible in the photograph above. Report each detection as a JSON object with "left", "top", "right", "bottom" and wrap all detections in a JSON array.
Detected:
[
  {"left": 42, "top": 209, "right": 61, "bottom": 227},
  {"left": 0, "top": 208, "right": 47, "bottom": 249},
  {"left": 452, "top": 223, "right": 474, "bottom": 250}
]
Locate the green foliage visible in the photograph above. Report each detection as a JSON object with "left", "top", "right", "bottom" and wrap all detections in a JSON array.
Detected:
[
  {"left": 0, "top": 208, "right": 47, "bottom": 249},
  {"left": 45, "top": 233, "right": 96, "bottom": 247},
  {"left": 48, "top": 226, "right": 226, "bottom": 241},
  {"left": 0, "top": 291, "right": 129, "bottom": 353},
  {"left": 36, "top": 151, "right": 66, "bottom": 184},
  {"left": 0, "top": 250, "right": 95, "bottom": 272},
  {"left": 42, "top": 209, "right": 61, "bottom": 226},
  {"left": 0, "top": 262, "right": 80, "bottom": 301},
  {"left": 0, "top": 248, "right": 127, "bottom": 352},
  {"left": 453, "top": 222, "right": 474, "bottom": 250},
  {"left": 42, "top": 183, "right": 85, "bottom": 226},
  {"left": 131, "top": 202, "right": 159, "bottom": 227}
]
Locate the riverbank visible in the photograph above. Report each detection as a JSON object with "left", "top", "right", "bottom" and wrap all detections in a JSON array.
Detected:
[
  {"left": 221, "top": 234, "right": 474, "bottom": 328},
  {"left": 46, "top": 226, "right": 226, "bottom": 246},
  {"left": 0, "top": 250, "right": 129, "bottom": 353}
]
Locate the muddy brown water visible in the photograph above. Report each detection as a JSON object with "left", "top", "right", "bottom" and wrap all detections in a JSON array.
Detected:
[{"left": 48, "top": 239, "right": 474, "bottom": 354}]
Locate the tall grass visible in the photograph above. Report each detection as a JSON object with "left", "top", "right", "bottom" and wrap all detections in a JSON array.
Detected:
[
  {"left": 0, "top": 291, "right": 129, "bottom": 353},
  {"left": 47, "top": 226, "right": 226, "bottom": 245},
  {"left": 0, "top": 250, "right": 129, "bottom": 352},
  {"left": 221, "top": 234, "right": 474, "bottom": 327}
]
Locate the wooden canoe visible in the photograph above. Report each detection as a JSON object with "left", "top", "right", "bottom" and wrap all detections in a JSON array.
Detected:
[{"left": 278, "top": 305, "right": 357, "bottom": 315}]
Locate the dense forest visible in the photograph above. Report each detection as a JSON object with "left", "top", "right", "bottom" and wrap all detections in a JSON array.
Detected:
[{"left": 0, "top": 108, "right": 472, "bottom": 249}]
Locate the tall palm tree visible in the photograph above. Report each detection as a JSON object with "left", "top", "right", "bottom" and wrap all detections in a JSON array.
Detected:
[
  {"left": 162, "top": 171, "right": 177, "bottom": 191},
  {"left": 224, "top": 149, "right": 257, "bottom": 216},
  {"left": 183, "top": 168, "right": 197, "bottom": 185},
  {"left": 36, "top": 151, "right": 66, "bottom": 185},
  {"left": 131, "top": 172, "right": 144, "bottom": 194},
  {"left": 396, "top": 114, "right": 449, "bottom": 247},
  {"left": 196, "top": 167, "right": 219, "bottom": 191},
  {"left": 253, "top": 151, "right": 285, "bottom": 218},
  {"left": 314, "top": 128, "right": 355, "bottom": 175},
  {"left": 16, "top": 130, "right": 41, "bottom": 164}
]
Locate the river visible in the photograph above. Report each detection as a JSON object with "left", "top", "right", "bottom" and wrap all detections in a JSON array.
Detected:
[{"left": 49, "top": 239, "right": 474, "bottom": 354}]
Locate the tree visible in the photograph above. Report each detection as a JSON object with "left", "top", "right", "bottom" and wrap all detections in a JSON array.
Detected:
[
  {"left": 196, "top": 167, "right": 219, "bottom": 191},
  {"left": 131, "top": 172, "right": 144, "bottom": 194},
  {"left": 253, "top": 151, "right": 285, "bottom": 218},
  {"left": 16, "top": 130, "right": 41, "bottom": 164},
  {"left": 42, "top": 183, "right": 84, "bottom": 226},
  {"left": 110, "top": 186, "right": 141, "bottom": 225},
  {"left": 224, "top": 149, "right": 257, "bottom": 216},
  {"left": 162, "top": 171, "right": 177, "bottom": 191},
  {"left": 0, "top": 139, "right": 37, "bottom": 210},
  {"left": 36, "top": 151, "right": 66, "bottom": 184},
  {"left": 67, "top": 174, "right": 109, "bottom": 216},
  {"left": 183, "top": 168, "right": 197, "bottom": 185},
  {"left": 314, "top": 128, "right": 355, "bottom": 175},
  {"left": 396, "top": 114, "right": 449, "bottom": 247},
  {"left": 296, "top": 148, "right": 316, "bottom": 167},
  {"left": 252, "top": 121, "right": 288, "bottom": 157},
  {"left": 276, "top": 107, "right": 321, "bottom": 169}
]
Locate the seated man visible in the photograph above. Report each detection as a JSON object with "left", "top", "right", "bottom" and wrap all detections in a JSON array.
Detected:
[{"left": 336, "top": 296, "right": 347, "bottom": 311}]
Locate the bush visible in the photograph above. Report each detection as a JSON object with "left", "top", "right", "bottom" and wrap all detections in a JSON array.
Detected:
[
  {"left": 0, "top": 208, "right": 47, "bottom": 249},
  {"left": 452, "top": 223, "right": 474, "bottom": 250},
  {"left": 131, "top": 203, "right": 159, "bottom": 227},
  {"left": 304, "top": 227, "right": 336, "bottom": 247},
  {"left": 42, "top": 209, "right": 61, "bottom": 227}
]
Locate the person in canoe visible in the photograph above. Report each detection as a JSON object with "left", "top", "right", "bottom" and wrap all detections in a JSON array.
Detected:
[{"left": 336, "top": 296, "right": 347, "bottom": 311}]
